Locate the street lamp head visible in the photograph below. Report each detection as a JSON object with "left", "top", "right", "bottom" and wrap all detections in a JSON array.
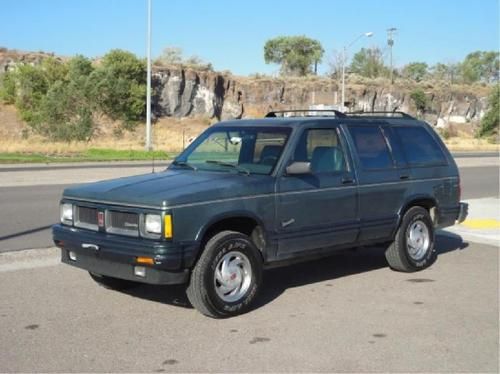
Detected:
[{"left": 365, "top": 32, "right": 374, "bottom": 37}]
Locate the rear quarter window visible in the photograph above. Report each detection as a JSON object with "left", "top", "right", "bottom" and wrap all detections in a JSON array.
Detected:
[{"left": 394, "top": 126, "right": 447, "bottom": 166}]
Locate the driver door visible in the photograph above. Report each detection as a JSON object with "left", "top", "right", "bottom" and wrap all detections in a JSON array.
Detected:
[{"left": 276, "top": 126, "right": 358, "bottom": 257}]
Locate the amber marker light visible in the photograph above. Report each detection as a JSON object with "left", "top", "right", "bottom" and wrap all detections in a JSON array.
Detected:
[
  {"left": 136, "top": 257, "right": 154, "bottom": 265},
  {"left": 164, "top": 215, "right": 173, "bottom": 239}
]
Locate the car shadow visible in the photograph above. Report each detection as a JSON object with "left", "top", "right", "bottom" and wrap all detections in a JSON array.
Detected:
[{"left": 122, "top": 232, "right": 469, "bottom": 311}]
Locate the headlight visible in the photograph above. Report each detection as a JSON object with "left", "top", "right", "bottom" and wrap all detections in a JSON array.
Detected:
[
  {"left": 145, "top": 214, "right": 162, "bottom": 234},
  {"left": 60, "top": 203, "right": 73, "bottom": 225}
]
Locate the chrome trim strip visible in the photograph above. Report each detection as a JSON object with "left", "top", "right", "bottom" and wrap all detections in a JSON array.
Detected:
[{"left": 65, "top": 176, "right": 458, "bottom": 211}]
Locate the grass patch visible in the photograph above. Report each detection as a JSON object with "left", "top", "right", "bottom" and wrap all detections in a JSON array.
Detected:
[{"left": 0, "top": 148, "right": 172, "bottom": 164}]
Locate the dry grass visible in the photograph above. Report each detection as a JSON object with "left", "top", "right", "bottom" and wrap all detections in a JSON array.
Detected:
[
  {"left": 0, "top": 113, "right": 212, "bottom": 154},
  {"left": 0, "top": 103, "right": 497, "bottom": 155},
  {"left": 444, "top": 137, "right": 499, "bottom": 151}
]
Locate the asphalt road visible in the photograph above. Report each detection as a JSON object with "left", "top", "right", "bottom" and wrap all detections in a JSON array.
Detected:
[
  {"left": 0, "top": 165, "right": 498, "bottom": 253},
  {"left": 0, "top": 160, "right": 498, "bottom": 372},
  {"left": 0, "top": 236, "right": 497, "bottom": 372}
]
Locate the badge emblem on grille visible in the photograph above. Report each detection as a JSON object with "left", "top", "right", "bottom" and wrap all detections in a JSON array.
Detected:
[{"left": 97, "top": 212, "right": 104, "bottom": 227}]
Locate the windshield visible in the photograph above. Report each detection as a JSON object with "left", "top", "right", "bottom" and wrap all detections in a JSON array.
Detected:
[{"left": 172, "top": 126, "right": 291, "bottom": 175}]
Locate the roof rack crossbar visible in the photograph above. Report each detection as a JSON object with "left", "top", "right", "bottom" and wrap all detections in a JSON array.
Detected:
[
  {"left": 265, "top": 109, "right": 347, "bottom": 118},
  {"left": 347, "top": 111, "right": 415, "bottom": 119}
]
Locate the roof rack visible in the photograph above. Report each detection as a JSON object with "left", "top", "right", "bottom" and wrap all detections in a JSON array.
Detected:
[
  {"left": 347, "top": 111, "right": 415, "bottom": 119},
  {"left": 265, "top": 109, "right": 347, "bottom": 118}
]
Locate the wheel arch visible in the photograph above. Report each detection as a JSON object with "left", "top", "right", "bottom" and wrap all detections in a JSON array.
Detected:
[
  {"left": 396, "top": 195, "right": 438, "bottom": 229},
  {"left": 195, "top": 211, "right": 268, "bottom": 255}
]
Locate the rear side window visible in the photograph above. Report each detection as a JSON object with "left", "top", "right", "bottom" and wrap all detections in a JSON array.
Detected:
[
  {"left": 394, "top": 126, "right": 447, "bottom": 166},
  {"left": 348, "top": 126, "right": 394, "bottom": 170}
]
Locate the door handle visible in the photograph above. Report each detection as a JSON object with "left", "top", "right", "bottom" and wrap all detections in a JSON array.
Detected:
[
  {"left": 342, "top": 177, "right": 354, "bottom": 184},
  {"left": 400, "top": 174, "right": 410, "bottom": 180}
]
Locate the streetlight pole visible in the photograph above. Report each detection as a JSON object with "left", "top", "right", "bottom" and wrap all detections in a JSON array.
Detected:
[
  {"left": 341, "top": 32, "right": 373, "bottom": 111},
  {"left": 145, "top": 0, "right": 152, "bottom": 151},
  {"left": 387, "top": 28, "right": 397, "bottom": 85}
]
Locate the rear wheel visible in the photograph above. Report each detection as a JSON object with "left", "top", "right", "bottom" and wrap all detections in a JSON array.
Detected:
[
  {"left": 385, "top": 206, "right": 436, "bottom": 272},
  {"left": 186, "top": 230, "right": 263, "bottom": 318},
  {"left": 88, "top": 272, "right": 139, "bottom": 291}
]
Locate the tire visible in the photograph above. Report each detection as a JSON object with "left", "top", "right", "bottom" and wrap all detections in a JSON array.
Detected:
[
  {"left": 186, "top": 230, "right": 263, "bottom": 318},
  {"left": 385, "top": 206, "right": 436, "bottom": 272},
  {"left": 88, "top": 272, "right": 139, "bottom": 291}
]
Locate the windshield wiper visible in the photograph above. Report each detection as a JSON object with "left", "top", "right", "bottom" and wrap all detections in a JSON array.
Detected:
[
  {"left": 172, "top": 160, "right": 197, "bottom": 171},
  {"left": 205, "top": 160, "right": 250, "bottom": 175}
]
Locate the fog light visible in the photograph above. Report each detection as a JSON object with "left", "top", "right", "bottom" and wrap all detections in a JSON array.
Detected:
[
  {"left": 68, "top": 251, "right": 77, "bottom": 261},
  {"left": 134, "top": 266, "right": 146, "bottom": 277}
]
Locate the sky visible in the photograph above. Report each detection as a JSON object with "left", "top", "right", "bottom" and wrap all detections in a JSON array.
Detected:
[{"left": 1, "top": 0, "right": 498, "bottom": 76}]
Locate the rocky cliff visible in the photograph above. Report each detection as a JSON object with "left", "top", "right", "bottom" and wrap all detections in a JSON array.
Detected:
[
  {"left": 152, "top": 66, "right": 490, "bottom": 129},
  {"left": 1, "top": 49, "right": 491, "bottom": 129}
]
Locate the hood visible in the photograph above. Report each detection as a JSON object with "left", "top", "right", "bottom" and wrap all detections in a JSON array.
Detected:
[{"left": 63, "top": 170, "right": 274, "bottom": 208}]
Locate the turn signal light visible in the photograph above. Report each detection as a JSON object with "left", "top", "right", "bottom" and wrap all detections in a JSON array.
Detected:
[
  {"left": 136, "top": 256, "right": 154, "bottom": 265},
  {"left": 164, "top": 214, "right": 173, "bottom": 239}
]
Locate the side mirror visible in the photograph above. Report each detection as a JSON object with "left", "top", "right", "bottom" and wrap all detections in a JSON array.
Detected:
[{"left": 286, "top": 162, "right": 311, "bottom": 175}]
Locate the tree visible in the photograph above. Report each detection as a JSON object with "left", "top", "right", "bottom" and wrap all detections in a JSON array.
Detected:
[
  {"left": 67, "top": 55, "right": 94, "bottom": 79},
  {"left": 410, "top": 89, "right": 428, "bottom": 113},
  {"left": 14, "top": 64, "right": 49, "bottom": 123},
  {"left": 90, "top": 49, "right": 146, "bottom": 128},
  {"left": 481, "top": 51, "right": 500, "bottom": 83},
  {"left": 477, "top": 85, "right": 499, "bottom": 138},
  {"left": 460, "top": 51, "right": 500, "bottom": 84},
  {"left": 349, "top": 47, "right": 387, "bottom": 78},
  {"left": 155, "top": 47, "right": 183, "bottom": 65},
  {"left": 34, "top": 80, "right": 94, "bottom": 141},
  {"left": 402, "top": 62, "right": 428, "bottom": 82},
  {"left": 0, "top": 70, "right": 17, "bottom": 104},
  {"left": 264, "top": 36, "right": 324, "bottom": 76},
  {"left": 328, "top": 49, "right": 344, "bottom": 79}
]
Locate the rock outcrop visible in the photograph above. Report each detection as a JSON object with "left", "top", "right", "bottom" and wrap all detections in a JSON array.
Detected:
[
  {"left": 0, "top": 48, "right": 491, "bottom": 128},
  {"left": 152, "top": 67, "right": 489, "bottom": 128}
]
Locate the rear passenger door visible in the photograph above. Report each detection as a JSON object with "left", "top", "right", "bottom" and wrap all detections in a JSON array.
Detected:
[
  {"left": 276, "top": 126, "right": 358, "bottom": 256},
  {"left": 345, "top": 124, "right": 410, "bottom": 242}
]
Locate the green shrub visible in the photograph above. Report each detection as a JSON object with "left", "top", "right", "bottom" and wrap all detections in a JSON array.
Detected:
[
  {"left": 0, "top": 71, "right": 17, "bottom": 104},
  {"left": 410, "top": 89, "right": 428, "bottom": 112},
  {"left": 477, "top": 85, "right": 499, "bottom": 138},
  {"left": 2, "top": 50, "right": 147, "bottom": 141}
]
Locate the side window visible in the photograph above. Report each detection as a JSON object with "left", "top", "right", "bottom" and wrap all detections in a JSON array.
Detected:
[
  {"left": 253, "top": 132, "right": 288, "bottom": 165},
  {"left": 294, "top": 129, "right": 347, "bottom": 174},
  {"left": 348, "top": 126, "right": 394, "bottom": 170},
  {"left": 394, "top": 126, "right": 447, "bottom": 166}
]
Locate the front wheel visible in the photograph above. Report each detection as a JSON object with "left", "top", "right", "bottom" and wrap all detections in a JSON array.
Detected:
[
  {"left": 186, "top": 231, "right": 263, "bottom": 318},
  {"left": 385, "top": 206, "right": 436, "bottom": 272}
]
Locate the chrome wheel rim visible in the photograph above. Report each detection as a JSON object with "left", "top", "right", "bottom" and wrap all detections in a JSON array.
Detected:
[
  {"left": 406, "top": 220, "right": 430, "bottom": 261},
  {"left": 214, "top": 251, "right": 252, "bottom": 303}
]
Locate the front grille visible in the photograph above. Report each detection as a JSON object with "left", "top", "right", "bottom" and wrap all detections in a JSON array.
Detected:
[
  {"left": 75, "top": 206, "right": 98, "bottom": 231},
  {"left": 106, "top": 211, "right": 139, "bottom": 237}
]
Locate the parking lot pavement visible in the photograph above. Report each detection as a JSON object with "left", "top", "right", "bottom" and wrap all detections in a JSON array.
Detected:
[{"left": 0, "top": 235, "right": 498, "bottom": 373}]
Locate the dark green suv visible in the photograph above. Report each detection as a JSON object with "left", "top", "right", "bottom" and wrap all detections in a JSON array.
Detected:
[{"left": 53, "top": 110, "right": 468, "bottom": 318}]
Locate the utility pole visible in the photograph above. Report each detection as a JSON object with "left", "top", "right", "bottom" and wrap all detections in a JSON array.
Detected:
[
  {"left": 145, "top": 0, "right": 152, "bottom": 151},
  {"left": 387, "top": 27, "right": 397, "bottom": 85}
]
